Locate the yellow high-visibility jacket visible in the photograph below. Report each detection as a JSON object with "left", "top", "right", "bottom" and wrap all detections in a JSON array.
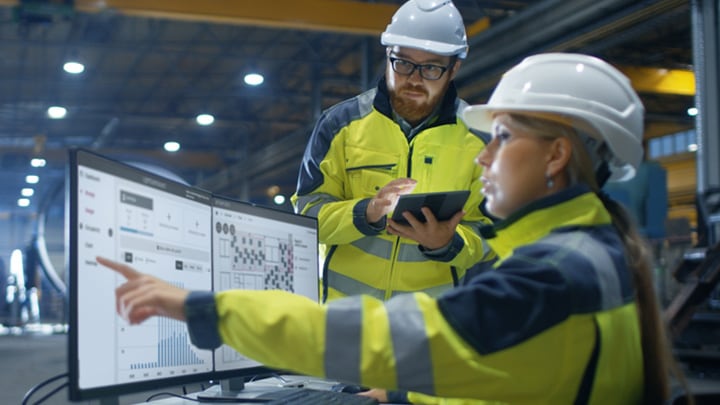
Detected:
[
  {"left": 291, "top": 78, "right": 493, "bottom": 302},
  {"left": 187, "top": 185, "right": 644, "bottom": 404}
]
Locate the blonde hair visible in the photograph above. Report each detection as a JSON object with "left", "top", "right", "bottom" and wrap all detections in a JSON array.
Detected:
[{"left": 503, "top": 113, "right": 689, "bottom": 404}]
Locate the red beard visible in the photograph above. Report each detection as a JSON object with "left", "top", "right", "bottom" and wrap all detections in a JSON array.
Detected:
[{"left": 389, "top": 82, "right": 446, "bottom": 126}]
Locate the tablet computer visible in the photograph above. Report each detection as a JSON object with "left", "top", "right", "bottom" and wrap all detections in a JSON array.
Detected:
[{"left": 390, "top": 190, "right": 471, "bottom": 224}]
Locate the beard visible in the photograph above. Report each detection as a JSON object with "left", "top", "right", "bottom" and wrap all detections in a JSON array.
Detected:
[{"left": 389, "top": 80, "right": 449, "bottom": 126}]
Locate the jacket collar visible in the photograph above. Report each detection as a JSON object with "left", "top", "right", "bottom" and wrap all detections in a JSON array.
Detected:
[{"left": 480, "top": 185, "right": 613, "bottom": 260}]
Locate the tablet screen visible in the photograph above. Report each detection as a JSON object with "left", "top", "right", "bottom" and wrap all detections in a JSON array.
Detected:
[{"left": 390, "top": 190, "right": 470, "bottom": 224}]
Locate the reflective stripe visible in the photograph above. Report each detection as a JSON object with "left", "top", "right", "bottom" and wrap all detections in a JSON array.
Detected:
[
  {"left": 463, "top": 220, "right": 493, "bottom": 260},
  {"left": 387, "top": 294, "right": 435, "bottom": 394},
  {"left": 329, "top": 271, "right": 453, "bottom": 299},
  {"left": 478, "top": 228, "right": 493, "bottom": 259},
  {"left": 325, "top": 297, "right": 364, "bottom": 382},
  {"left": 294, "top": 193, "right": 339, "bottom": 217},
  {"left": 357, "top": 89, "right": 375, "bottom": 116},
  {"left": 396, "top": 243, "right": 427, "bottom": 262},
  {"left": 352, "top": 238, "right": 432, "bottom": 263},
  {"left": 351, "top": 237, "right": 393, "bottom": 260},
  {"left": 327, "top": 269, "right": 385, "bottom": 300},
  {"left": 542, "top": 233, "right": 623, "bottom": 310},
  {"left": 389, "top": 283, "right": 453, "bottom": 299}
]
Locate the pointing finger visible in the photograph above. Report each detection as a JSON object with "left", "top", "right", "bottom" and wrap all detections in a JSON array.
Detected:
[{"left": 96, "top": 256, "right": 141, "bottom": 281}]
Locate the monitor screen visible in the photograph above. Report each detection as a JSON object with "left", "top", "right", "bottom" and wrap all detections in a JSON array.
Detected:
[
  {"left": 67, "top": 149, "right": 319, "bottom": 401},
  {"left": 211, "top": 196, "right": 319, "bottom": 376}
]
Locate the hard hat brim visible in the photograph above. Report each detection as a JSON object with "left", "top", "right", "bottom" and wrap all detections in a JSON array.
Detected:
[{"left": 381, "top": 33, "right": 468, "bottom": 58}]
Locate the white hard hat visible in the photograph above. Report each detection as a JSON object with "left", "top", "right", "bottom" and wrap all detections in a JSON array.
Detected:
[
  {"left": 463, "top": 53, "right": 644, "bottom": 181},
  {"left": 381, "top": 0, "right": 468, "bottom": 59}
]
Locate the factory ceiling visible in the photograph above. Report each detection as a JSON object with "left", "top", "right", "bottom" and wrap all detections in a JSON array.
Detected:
[{"left": 0, "top": 0, "right": 695, "bottom": 225}]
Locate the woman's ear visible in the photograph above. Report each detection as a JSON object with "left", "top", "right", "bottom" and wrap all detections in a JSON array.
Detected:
[{"left": 546, "top": 137, "right": 572, "bottom": 178}]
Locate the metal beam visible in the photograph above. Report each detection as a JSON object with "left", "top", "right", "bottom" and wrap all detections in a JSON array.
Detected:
[
  {"left": 456, "top": 0, "right": 687, "bottom": 99},
  {"left": 0, "top": 0, "right": 399, "bottom": 35},
  {"left": 692, "top": 0, "right": 720, "bottom": 192},
  {"left": 620, "top": 66, "right": 696, "bottom": 96}
]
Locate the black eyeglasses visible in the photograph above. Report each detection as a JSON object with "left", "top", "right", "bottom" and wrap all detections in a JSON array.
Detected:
[{"left": 388, "top": 56, "right": 451, "bottom": 81}]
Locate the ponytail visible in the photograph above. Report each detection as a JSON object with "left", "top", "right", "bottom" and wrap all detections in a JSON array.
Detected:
[{"left": 599, "top": 194, "right": 691, "bottom": 405}]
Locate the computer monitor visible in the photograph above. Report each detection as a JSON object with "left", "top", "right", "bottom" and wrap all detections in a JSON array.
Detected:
[
  {"left": 210, "top": 195, "right": 319, "bottom": 378},
  {"left": 66, "top": 149, "right": 319, "bottom": 402}
]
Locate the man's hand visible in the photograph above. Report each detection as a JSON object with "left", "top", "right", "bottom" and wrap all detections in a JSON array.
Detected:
[
  {"left": 96, "top": 257, "right": 190, "bottom": 325},
  {"left": 366, "top": 178, "right": 417, "bottom": 224},
  {"left": 387, "top": 207, "right": 464, "bottom": 250}
]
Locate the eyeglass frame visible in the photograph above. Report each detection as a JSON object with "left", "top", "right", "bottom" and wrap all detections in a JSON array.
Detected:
[{"left": 387, "top": 55, "right": 455, "bottom": 81}]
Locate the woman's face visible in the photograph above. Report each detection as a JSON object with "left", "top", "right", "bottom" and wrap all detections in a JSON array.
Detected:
[{"left": 475, "top": 114, "right": 556, "bottom": 219}]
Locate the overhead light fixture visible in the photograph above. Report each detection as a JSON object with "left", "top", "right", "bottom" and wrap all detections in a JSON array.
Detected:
[
  {"left": 30, "top": 158, "right": 46, "bottom": 167},
  {"left": 17, "top": 198, "right": 31, "bottom": 207},
  {"left": 273, "top": 194, "right": 286, "bottom": 205},
  {"left": 21, "top": 188, "right": 34, "bottom": 197},
  {"left": 47, "top": 106, "right": 67, "bottom": 119},
  {"left": 687, "top": 107, "right": 698, "bottom": 117},
  {"left": 196, "top": 113, "right": 215, "bottom": 126},
  {"left": 244, "top": 72, "right": 264, "bottom": 86},
  {"left": 63, "top": 61, "right": 85, "bottom": 74},
  {"left": 164, "top": 141, "right": 181, "bottom": 152},
  {"left": 26, "top": 175, "right": 39, "bottom": 184}
]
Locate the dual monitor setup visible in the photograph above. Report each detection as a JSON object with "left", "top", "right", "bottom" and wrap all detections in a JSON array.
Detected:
[{"left": 66, "top": 148, "right": 320, "bottom": 402}]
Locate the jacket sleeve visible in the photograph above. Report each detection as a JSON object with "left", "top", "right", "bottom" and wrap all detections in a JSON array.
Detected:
[
  {"left": 201, "top": 282, "right": 584, "bottom": 402},
  {"left": 291, "top": 109, "right": 382, "bottom": 245}
]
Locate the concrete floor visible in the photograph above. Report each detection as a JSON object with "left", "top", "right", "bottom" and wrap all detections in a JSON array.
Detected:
[{"left": 0, "top": 330, "right": 208, "bottom": 405}]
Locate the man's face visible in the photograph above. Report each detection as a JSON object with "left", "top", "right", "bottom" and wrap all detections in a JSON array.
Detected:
[{"left": 386, "top": 46, "right": 459, "bottom": 126}]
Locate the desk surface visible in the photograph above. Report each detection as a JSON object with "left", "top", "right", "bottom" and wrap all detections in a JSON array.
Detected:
[{"left": 133, "top": 374, "right": 384, "bottom": 404}]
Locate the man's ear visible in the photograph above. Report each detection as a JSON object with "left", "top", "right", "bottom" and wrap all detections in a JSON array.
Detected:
[
  {"left": 449, "top": 60, "right": 462, "bottom": 80},
  {"left": 546, "top": 137, "right": 572, "bottom": 178}
]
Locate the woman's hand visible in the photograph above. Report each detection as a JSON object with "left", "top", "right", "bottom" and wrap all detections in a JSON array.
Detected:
[
  {"left": 358, "top": 388, "right": 389, "bottom": 403},
  {"left": 96, "top": 256, "right": 190, "bottom": 325}
]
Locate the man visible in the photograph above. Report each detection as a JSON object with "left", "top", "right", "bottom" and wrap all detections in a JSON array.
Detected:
[{"left": 292, "top": 0, "right": 494, "bottom": 303}]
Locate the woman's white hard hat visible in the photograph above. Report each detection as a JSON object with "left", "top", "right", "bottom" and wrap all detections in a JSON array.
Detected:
[{"left": 463, "top": 53, "right": 645, "bottom": 181}]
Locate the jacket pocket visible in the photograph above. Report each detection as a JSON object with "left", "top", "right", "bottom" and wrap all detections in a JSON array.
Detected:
[{"left": 345, "top": 147, "right": 400, "bottom": 197}]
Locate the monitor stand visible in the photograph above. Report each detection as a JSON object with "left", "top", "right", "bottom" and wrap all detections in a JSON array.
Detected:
[
  {"left": 196, "top": 377, "right": 251, "bottom": 401},
  {"left": 100, "top": 397, "right": 120, "bottom": 405}
]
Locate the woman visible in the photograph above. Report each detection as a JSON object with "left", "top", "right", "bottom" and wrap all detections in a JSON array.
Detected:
[{"left": 98, "top": 53, "right": 686, "bottom": 404}]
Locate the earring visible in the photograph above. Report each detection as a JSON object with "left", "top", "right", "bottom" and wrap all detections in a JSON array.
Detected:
[{"left": 546, "top": 174, "right": 554, "bottom": 189}]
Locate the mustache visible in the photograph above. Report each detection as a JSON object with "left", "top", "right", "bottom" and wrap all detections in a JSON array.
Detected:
[{"left": 400, "top": 83, "right": 428, "bottom": 95}]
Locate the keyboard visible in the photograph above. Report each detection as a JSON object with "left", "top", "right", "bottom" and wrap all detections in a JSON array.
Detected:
[{"left": 256, "top": 388, "right": 379, "bottom": 404}]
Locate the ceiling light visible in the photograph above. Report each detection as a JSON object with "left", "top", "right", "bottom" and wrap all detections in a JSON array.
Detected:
[
  {"left": 21, "top": 188, "right": 34, "bottom": 197},
  {"left": 47, "top": 106, "right": 67, "bottom": 119},
  {"left": 63, "top": 61, "right": 85, "bottom": 74},
  {"left": 196, "top": 113, "right": 215, "bottom": 126},
  {"left": 30, "top": 158, "right": 46, "bottom": 167},
  {"left": 688, "top": 143, "right": 698, "bottom": 152},
  {"left": 164, "top": 141, "right": 181, "bottom": 152},
  {"left": 17, "top": 198, "right": 30, "bottom": 207},
  {"left": 244, "top": 73, "right": 264, "bottom": 86},
  {"left": 273, "top": 194, "right": 286, "bottom": 205},
  {"left": 687, "top": 107, "right": 698, "bottom": 116},
  {"left": 26, "top": 175, "right": 39, "bottom": 184}
]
